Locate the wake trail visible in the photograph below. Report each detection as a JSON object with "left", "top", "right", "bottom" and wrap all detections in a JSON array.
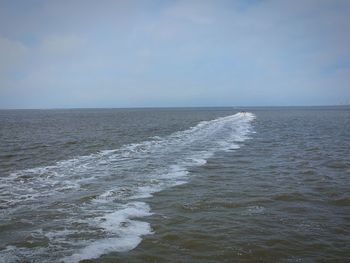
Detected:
[{"left": 0, "top": 112, "right": 255, "bottom": 263}]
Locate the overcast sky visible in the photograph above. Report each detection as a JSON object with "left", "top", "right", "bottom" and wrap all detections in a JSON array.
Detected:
[{"left": 0, "top": 0, "right": 349, "bottom": 108}]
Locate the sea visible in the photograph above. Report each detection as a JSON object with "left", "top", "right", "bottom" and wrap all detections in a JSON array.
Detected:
[{"left": 0, "top": 107, "right": 349, "bottom": 262}]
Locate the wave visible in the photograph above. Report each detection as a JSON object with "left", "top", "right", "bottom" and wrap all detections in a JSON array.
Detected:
[{"left": 0, "top": 112, "right": 255, "bottom": 262}]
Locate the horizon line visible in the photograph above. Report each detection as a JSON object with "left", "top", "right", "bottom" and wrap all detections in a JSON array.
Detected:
[{"left": 0, "top": 104, "right": 349, "bottom": 110}]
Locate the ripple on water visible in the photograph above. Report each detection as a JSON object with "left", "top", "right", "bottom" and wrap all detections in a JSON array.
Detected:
[
  {"left": 325, "top": 160, "right": 349, "bottom": 169},
  {"left": 330, "top": 198, "right": 350, "bottom": 206},
  {"left": 272, "top": 192, "right": 307, "bottom": 202}
]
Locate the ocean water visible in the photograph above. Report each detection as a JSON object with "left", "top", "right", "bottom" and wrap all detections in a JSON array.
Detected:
[{"left": 0, "top": 107, "right": 349, "bottom": 262}]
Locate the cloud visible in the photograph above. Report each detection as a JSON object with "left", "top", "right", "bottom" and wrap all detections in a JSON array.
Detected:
[
  {"left": 163, "top": 0, "right": 217, "bottom": 25},
  {"left": 0, "top": 37, "right": 28, "bottom": 70},
  {"left": 40, "top": 35, "right": 85, "bottom": 55},
  {"left": 0, "top": 0, "right": 349, "bottom": 108}
]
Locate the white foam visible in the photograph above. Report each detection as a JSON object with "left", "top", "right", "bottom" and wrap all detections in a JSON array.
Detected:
[
  {"left": 63, "top": 202, "right": 152, "bottom": 263},
  {"left": 245, "top": 205, "right": 266, "bottom": 215},
  {"left": 0, "top": 246, "right": 21, "bottom": 263},
  {"left": 2, "top": 112, "right": 256, "bottom": 262}
]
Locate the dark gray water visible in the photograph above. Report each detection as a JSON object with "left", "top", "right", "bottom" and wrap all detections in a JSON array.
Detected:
[{"left": 0, "top": 107, "right": 349, "bottom": 262}]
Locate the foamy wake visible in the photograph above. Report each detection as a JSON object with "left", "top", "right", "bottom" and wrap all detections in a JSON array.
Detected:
[{"left": 0, "top": 112, "right": 255, "bottom": 263}]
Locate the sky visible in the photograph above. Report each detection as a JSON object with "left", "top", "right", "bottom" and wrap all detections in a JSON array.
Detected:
[{"left": 0, "top": 0, "right": 349, "bottom": 109}]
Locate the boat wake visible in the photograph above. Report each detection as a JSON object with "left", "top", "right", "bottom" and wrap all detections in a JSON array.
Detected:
[{"left": 0, "top": 112, "right": 255, "bottom": 262}]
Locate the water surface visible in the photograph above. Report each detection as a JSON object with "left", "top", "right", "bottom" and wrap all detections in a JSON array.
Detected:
[{"left": 0, "top": 107, "right": 349, "bottom": 262}]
